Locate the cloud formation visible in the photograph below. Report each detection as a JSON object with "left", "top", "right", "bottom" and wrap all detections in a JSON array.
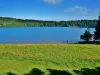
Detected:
[
  {"left": 64, "top": 6, "right": 88, "bottom": 15},
  {"left": 64, "top": 5, "right": 100, "bottom": 19},
  {"left": 43, "top": 0, "right": 62, "bottom": 4}
]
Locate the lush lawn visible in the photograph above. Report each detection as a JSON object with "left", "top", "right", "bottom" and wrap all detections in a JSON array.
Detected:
[{"left": 0, "top": 44, "right": 100, "bottom": 75}]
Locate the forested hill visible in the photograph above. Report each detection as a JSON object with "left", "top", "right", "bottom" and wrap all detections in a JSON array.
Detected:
[{"left": 0, "top": 17, "right": 97, "bottom": 28}]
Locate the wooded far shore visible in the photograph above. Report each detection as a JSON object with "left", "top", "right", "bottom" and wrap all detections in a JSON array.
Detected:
[{"left": 0, "top": 17, "right": 97, "bottom": 28}]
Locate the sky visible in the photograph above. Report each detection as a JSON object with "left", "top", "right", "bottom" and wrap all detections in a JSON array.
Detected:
[{"left": 0, "top": 0, "right": 100, "bottom": 21}]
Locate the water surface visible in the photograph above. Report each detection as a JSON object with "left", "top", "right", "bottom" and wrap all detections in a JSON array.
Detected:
[{"left": 0, "top": 27, "right": 95, "bottom": 44}]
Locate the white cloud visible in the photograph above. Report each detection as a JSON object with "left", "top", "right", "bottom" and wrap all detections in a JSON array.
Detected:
[
  {"left": 64, "top": 6, "right": 88, "bottom": 15},
  {"left": 64, "top": 6, "right": 100, "bottom": 19},
  {"left": 43, "top": 0, "right": 62, "bottom": 4}
]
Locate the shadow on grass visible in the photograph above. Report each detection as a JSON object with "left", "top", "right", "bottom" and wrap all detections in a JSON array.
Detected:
[
  {"left": 25, "top": 68, "right": 72, "bottom": 75},
  {"left": 73, "top": 67, "right": 100, "bottom": 75},
  {"left": 7, "top": 72, "right": 17, "bottom": 75},
  {"left": 47, "top": 69, "right": 72, "bottom": 75},
  {"left": 5, "top": 67, "right": 100, "bottom": 75},
  {"left": 25, "top": 68, "right": 44, "bottom": 75}
]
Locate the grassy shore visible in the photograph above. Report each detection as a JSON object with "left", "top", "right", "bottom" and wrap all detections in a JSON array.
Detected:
[{"left": 0, "top": 44, "right": 100, "bottom": 75}]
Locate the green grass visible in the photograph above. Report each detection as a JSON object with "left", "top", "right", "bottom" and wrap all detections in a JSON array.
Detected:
[{"left": 0, "top": 44, "right": 100, "bottom": 74}]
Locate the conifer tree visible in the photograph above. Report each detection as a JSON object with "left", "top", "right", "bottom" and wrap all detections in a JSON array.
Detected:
[
  {"left": 80, "top": 28, "right": 92, "bottom": 42},
  {"left": 94, "top": 13, "right": 100, "bottom": 40}
]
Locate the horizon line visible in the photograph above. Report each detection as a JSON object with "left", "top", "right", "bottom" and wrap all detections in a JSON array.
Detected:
[{"left": 0, "top": 16, "right": 98, "bottom": 21}]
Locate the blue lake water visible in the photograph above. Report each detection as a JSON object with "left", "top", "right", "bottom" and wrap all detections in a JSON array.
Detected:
[{"left": 0, "top": 27, "right": 95, "bottom": 44}]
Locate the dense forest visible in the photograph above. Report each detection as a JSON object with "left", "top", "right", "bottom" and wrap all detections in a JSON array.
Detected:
[{"left": 0, "top": 17, "right": 97, "bottom": 28}]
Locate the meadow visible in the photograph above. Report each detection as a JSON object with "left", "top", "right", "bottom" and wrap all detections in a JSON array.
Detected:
[{"left": 0, "top": 44, "right": 100, "bottom": 75}]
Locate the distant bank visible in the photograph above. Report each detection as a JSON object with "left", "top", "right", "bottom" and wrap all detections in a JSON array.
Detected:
[{"left": 0, "top": 17, "right": 97, "bottom": 28}]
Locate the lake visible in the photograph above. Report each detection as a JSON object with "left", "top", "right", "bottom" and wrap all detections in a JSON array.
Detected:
[{"left": 0, "top": 27, "right": 95, "bottom": 44}]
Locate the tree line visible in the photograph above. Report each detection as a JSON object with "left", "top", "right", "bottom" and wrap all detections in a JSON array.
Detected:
[{"left": 0, "top": 17, "right": 97, "bottom": 28}]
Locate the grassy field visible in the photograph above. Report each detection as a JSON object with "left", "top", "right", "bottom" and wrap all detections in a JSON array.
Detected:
[{"left": 0, "top": 44, "right": 100, "bottom": 75}]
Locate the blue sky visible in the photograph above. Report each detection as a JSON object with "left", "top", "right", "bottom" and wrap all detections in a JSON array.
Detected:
[{"left": 0, "top": 0, "right": 100, "bottom": 21}]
